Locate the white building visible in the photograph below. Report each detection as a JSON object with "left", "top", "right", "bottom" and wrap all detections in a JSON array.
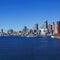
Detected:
[
  {"left": 54, "top": 25, "right": 58, "bottom": 34},
  {"left": 40, "top": 28, "right": 48, "bottom": 35}
]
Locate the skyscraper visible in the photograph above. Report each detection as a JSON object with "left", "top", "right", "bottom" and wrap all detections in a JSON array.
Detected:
[
  {"left": 52, "top": 22, "right": 55, "bottom": 34},
  {"left": 55, "top": 24, "right": 58, "bottom": 35},
  {"left": 57, "top": 21, "right": 60, "bottom": 36},
  {"left": 48, "top": 24, "right": 52, "bottom": 34},
  {"left": 7, "top": 29, "right": 13, "bottom": 35},
  {"left": 23, "top": 26, "right": 28, "bottom": 33},
  {"left": 1, "top": 29, "right": 4, "bottom": 36},
  {"left": 33, "top": 24, "right": 38, "bottom": 33},
  {"left": 1, "top": 29, "right": 3, "bottom": 33},
  {"left": 34, "top": 24, "right": 38, "bottom": 30},
  {"left": 44, "top": 20, "right": 48, "bottom": 29}
]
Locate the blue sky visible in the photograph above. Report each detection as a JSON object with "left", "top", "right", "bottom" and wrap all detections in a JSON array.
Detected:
[{"left": 0, "top": 0, "right": 60, "bottom": 31}]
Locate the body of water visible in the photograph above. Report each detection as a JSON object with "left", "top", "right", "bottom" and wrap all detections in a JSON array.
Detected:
[{"left": 0, "top": 37, "right": 60, "bottom": 60}]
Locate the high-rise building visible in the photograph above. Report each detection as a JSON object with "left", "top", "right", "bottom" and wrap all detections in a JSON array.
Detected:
[
  {"left": 44, "top": 20, "right": 48, "bottom": 29},
  {"left": 48, "top": 24, "right": 53, "bottom": 34},
  {"left": 23, "top": 26, "right": 28, "bottom": 33},
  {"left": 55, "top": 24, "right": 58, "bottom": 35},
  {"left": 1, "top": 29, "right": 4, "bottom": 36},
  {"left": 33, "top": 24, "right": 38, "bottom": 34},
  {"left": 34, "top": 24, "right": 38, "bottom": 30},
  {"left": 1, "top": 29, "right": 3, "bottom": 33},
  {"left": 57, "top": 21, "right": 60, "bottom": 36},
  {"left": 52, "top": 22, "right": 55, "bottom": 33},
  {"left": 7, "top": 29, "right": 13, "bottom": 35}
]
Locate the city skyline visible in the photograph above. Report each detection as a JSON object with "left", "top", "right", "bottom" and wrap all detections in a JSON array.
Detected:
[
  {"left": 0, "top": 20, "right": 60, "bottom": 37},
  {"left": 0, "top": 20, "right": 58, "bottom": 32},
  {"left": 0, "top": 0, "right": 60, "bottom": 30}
]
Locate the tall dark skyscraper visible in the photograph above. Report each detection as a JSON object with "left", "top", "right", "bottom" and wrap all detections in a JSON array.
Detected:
[
  {"left": 7, "top": 29, "right": 13, "bottom": 34},
  {"left": 52, "top": 22, "right": 55, "bottom": 33},
  {"left": 44, "top": 20, "right": 48, "bottom": 29},
  {"left": 48, "top": 24, "right": 52, "bottom": 33},
  {"left": 34, "top": 24, "right": 38, "bottom": 30},
  {"left": 57, "top": 21, "right": 60, "bottom": 36},
  {"left": 1, "top": 29, "right": 3, "bottom": 33},
  {"left": 23, "top": 26, "right": 28, "bottom": 33},
  {"left": 33, "top": 24, "right": 38, "bottom": 34},
  {"left": 1, "top": 29, "right": 4, "bottom": 36},
  {"left": 57, "top": 21, "right": 60, "bottom": 25}
]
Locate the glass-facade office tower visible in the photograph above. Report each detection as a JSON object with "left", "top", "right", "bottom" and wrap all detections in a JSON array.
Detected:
[
  {"left": 44, "top": 20, "right": 48, "bottom": 29},
  {"left": 52, "top": 22, "right": 55, "bottom": 33},
  {"left": 23, "top": 26, "right": 28, "bottom": 33},
  {"left": 57, "top": 21, "right": 60, "bottom": 36},
  {"left": 1, "top": 29, "right": 3, "bottom": 33},
  {"left": 34, "top": 24, "right": 38, "bottom": 33}
]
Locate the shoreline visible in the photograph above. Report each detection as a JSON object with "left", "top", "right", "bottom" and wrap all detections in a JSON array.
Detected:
[
  {"left": 0, "top": 35, "right": 60, "bottom": 39},
  {"left": 54, "top": 36, "right": 60, "bottom": 39}
]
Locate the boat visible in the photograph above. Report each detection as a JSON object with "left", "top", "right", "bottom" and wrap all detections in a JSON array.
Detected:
[{"left": 51, "top": 36, "right": 55, "bottom": 38}]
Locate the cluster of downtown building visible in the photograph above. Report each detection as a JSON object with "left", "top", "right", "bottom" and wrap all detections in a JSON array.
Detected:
[{"left": 0, "top": 20, "right": 59, "bottom": 37}]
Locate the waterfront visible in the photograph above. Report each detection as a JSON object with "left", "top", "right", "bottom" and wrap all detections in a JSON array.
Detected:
[{"left": 0, "top": 37, "right": 60, "bottom": 60}]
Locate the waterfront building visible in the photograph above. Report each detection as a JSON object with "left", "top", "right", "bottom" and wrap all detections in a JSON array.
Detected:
[
  {"left": 48, "top": 24, "right": 52, "bottom": 33},
  {"left": 1, "top": 29, "right": 3, "bottom": 33},
  {"left": 29, "top": 29, "right": 33, "bottom": 34},
  {"left": 7, "top": 29, "right": 13, "bottom": 35},
  {"left": 52, "top": 22, "right": 55, "bottom": 34},
  {"left": 57, "top": 21, "right": 60, "bottom": 36},
  {"left": 36, "top": 27, "right": 41, "bottom": 35},
  {"left": 40, "top": 28, "right": 48, "bottom": 36},
  {"left": 0, "top": 29, "right": 4, "bottom": 36},
  {"left": 43, "top": 20, "right": 48, "bottom": 29},
  {"left": 22, "top": 26, "right": 28, "bottom": 34},
  {"left": 54, "top": 24, "right": 58, "bottom": 35},
  {"left": 33, "top": 24, "right": 39, "bottom": 34},
  {"left": 34, "top": 24, "right": 38, "bottom": 30},
  {"left": 42, "top": 20, "right": 49, "bottom": 34}
]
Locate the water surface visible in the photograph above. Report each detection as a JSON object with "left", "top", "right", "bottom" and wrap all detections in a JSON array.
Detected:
[{"left": 0, "top": 37, "right": 60, "bottom": 60}]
